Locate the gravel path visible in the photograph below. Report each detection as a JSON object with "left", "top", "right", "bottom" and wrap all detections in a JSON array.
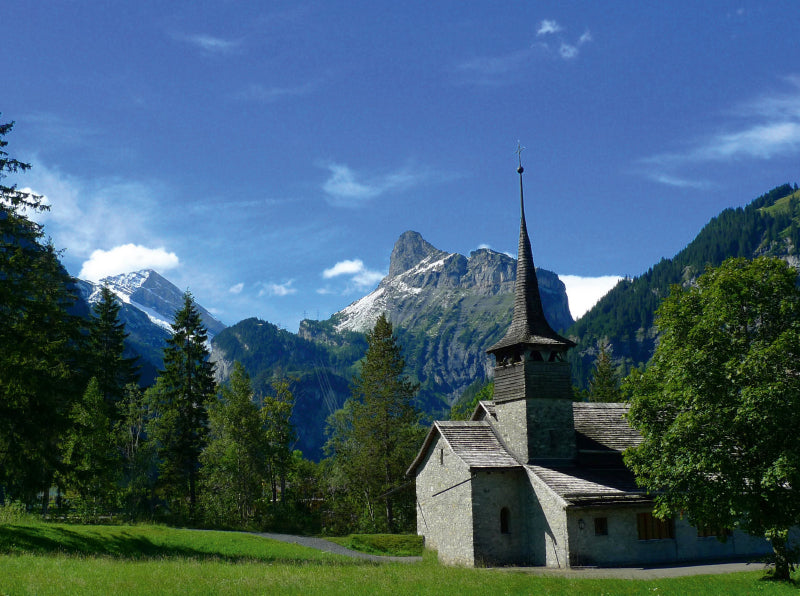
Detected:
[
  {"left": 255, "top": 533, "right": 770, "bottom": 578},
  {"left": 254, "top": 532, "right": 423, "bottom": 563}
]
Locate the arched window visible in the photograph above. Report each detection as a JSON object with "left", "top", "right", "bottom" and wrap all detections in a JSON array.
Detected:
[{"left": 500, "top": 507, "right": 510, "bottom": 534}]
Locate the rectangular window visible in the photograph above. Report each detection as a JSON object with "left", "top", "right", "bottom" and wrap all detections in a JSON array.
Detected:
[
  {"left": 637, "top": 512, "right": 675, "bottom": 540},
  {"left": 594, "top": 517, "right": 608, "bottom": 536},
  {"left": 697, "top": 526, "right": 732, "bottom": 538}
]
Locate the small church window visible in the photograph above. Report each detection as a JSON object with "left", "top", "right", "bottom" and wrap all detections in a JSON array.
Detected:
[
  {"left": 500, "top": 507, "right": 510, "bottom": 534},
  {"left": 439, "top": 448, "right": 444, "bottom": 465},
  {"left": 594, "top": 517, "right": 608, "bottom": 536}
]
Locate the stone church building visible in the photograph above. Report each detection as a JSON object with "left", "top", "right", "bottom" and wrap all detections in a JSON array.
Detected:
[{"left": 407, "top": 164, "right": 772, "bottom": 567}]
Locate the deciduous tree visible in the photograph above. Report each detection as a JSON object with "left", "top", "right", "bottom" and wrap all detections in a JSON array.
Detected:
[{"left": 625, "top": 257, "right": 800, "bottom": 580}]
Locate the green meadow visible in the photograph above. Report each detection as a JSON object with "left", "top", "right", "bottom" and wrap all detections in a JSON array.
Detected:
[{"left": 0, "top": 522, "right": 797, "bottom": 595}]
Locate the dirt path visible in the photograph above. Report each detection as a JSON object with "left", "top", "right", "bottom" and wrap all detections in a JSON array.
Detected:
[{"left": 254, "top": 532, "right": 423, "bottom": 563}]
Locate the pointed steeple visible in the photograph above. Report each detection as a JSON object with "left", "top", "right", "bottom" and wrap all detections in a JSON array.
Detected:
[{"left": 487, "top": 159, "right": 574, "bottom": 357}]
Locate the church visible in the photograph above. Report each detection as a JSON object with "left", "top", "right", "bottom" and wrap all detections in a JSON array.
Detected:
[{"left": 406, "top": 162, "right": 772, "bottom": 568}]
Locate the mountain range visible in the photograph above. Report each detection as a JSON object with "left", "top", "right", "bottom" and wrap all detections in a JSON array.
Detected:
[{"left": 78, "top": 182, "right": 800, "bottom": 459}]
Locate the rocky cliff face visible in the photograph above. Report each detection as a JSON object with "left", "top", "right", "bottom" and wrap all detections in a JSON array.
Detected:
[{"left": 303, "top": 230, "right": 573, "bottom": 407}]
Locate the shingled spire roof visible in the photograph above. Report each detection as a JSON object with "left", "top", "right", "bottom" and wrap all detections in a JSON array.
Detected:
[{"left": 487, "top": 162, "right": 574, "bottom": 355}]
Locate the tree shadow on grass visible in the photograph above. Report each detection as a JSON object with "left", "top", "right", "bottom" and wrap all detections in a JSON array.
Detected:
[{"left": 0, "top": 525, "right": 365, "bottom": 566}]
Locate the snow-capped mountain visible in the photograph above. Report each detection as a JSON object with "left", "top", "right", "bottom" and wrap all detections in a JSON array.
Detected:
[
  {"left": 77, "top": 270, "right": 227, "bottom": 384},
  {"left": 85, "top": 269, "right": 226, "bottom": 338}
]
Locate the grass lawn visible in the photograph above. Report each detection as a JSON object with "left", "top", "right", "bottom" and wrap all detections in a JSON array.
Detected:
[{"left": 1, "top": 522, "right": 798, "bottom": 595}]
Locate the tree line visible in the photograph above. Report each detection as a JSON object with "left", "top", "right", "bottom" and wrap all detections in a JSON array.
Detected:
[{"left": 0, "top": 119, "right": 424, "bottom": 534}]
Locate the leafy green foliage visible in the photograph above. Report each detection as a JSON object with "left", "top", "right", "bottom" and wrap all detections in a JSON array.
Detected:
[
  {"left": 201, "top": 362, "right": 269, "bottom": 527},
  {"left": 60, "top": 377, "right": 121, "bottom": 518},
  {"left": 625, "top": 257, "right": 800, "bottom": 580}
]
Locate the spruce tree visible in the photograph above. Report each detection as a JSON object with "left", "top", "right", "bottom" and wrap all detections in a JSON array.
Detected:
[
  {"left": 88, "top": 285, "right": 139, "bottom": 413},
  {"left": 326, "top": 313, "right": 422, "bottom": 532},
  {"left": 150, "top": 291, "right": 215, "bottom": 520},
  {"left": 587, "top": 340, "right": 623, "bottom": 402},
  {"left": 0, "top": 118, "right": 84, "bottom": 506}
]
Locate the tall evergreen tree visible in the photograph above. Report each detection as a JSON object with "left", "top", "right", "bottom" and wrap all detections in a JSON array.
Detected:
[
  {"left": 587, "top": 340, "right": 623, "bottom": 402},
  {"left": 0, "top": 118, "right": 84, "bottom": 506},
  {"left": 88, "top": 285, "right": 139, "bottom": 413},
  {"left": 150, "top": 292, "right": 215, "bottom": 520},
  {"left": 326, "top": 314, "right": 422, "bottom": 533}
]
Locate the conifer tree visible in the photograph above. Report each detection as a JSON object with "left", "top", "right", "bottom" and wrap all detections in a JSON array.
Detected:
[
  {"left": 150, "top": 292, "right": 215, "bottom": 520},
  {"left": 0, "top": 118, "right": 84, "bottom": 506},
  {"left": 587, "top": 340, "right": 623, "bottom": 402},
  {"left": 88, "top": 285, "right": 139, "bottom": 413},
  {"left": 326, "top": 314, "right": 422, "bottom": 532}
]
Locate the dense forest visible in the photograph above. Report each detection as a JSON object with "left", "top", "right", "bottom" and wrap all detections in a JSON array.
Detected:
[{"left": 568, "top": 183, "right": 800, "bottom": 387}]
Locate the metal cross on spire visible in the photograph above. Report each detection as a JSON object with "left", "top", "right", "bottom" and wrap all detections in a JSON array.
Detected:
[{"left": 515, "top": 141, "right": 525, "bottom": 173}]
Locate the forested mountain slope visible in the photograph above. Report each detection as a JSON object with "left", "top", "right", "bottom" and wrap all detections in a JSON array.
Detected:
[{"left": 568, "top": 183, "right": 800, "bottom": 386}]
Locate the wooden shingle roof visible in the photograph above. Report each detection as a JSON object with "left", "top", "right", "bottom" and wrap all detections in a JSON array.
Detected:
[
  {"left": 407, "top": 420, "right": 520, "bottom": 476},
  {"left": 529, "top": 464, "right": 651, "bottom": 507},
  {"left": 573, "top": 402, "right": 642, "bottom": 452},
  {"left": 486, "top": 168, "right": 574, "bottom": 355}
]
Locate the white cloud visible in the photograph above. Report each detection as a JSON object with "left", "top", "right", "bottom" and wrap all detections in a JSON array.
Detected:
[
  {"left": 79, "top": 244, "right": 180, "bottom": 282},
  {"left": 176, "top": 33, "right": 242, "bottom": 54},
  {"left": 320, "top": 162, "right": 425, "bottom": 207},
  {"left": 259, "top": 280, "right": 296, "bottom": 297},
  {"left": 559, "top": 275, "right": 623, "bottom": 320},
  {"left": 322, "top": 259, "right": 385, "bottom": 291},
  {"left": 537, "top": 20, "right": 562, "bottom": 36},
  {"left": 19, "top": 161, "right": 165, "bottom": 262},
  {"left": 643, "top": 77, "right": 800, "bottom": 186},
  {"left": 559, "top": 44, "right": 579, "bottom": 59},
  {"left": 229, "top": 282, "right": 244, "bottom": 294}
]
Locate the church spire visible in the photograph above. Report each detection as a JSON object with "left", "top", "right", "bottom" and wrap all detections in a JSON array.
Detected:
[{"left": 487, "top": 147, "right": 574, "bottom": 357}]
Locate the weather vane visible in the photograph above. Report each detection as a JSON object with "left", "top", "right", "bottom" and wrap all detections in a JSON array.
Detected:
[{"left": 515, "top": 141, "right": 525, "bottom": 173}]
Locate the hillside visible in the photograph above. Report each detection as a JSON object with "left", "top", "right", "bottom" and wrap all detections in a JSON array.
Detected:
[{"left": 568, "top": 183, "right": 800, "bottom": 386}]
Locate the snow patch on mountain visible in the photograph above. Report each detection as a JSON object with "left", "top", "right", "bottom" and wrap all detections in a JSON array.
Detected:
[{"left": 335, "top": 287, "right": 386, "bottom": 332}]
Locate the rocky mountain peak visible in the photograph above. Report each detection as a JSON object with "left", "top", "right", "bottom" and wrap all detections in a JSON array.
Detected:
[{"left": 388, "top": 231, "right": 448, "bottom": 277}]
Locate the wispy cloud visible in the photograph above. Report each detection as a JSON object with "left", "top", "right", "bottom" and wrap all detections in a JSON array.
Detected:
[
  {"left": 320, "top": 162, "right": 427, "bottom": 207},
  {"left": 537, "top": 19, "right": 562, "bottom": 36},
  {"left": 174, "top": 33, "right": 242, "bottom": 55},
  {"left": 322, "top": 258, "right": 385, "bottom": 292},
  {"left": 79, "top": 244, "right": 180, "bottom": 282},
  {"left": 234, "top": 80, "right": 319, "bottom": 103},
  {"left": 455, "top": 19, "right": 592, "bottom": 85},
  {"left": 455, "top": 49, "right": 535, "bottom": 85},
  {"left": 229, "top": 282, "right": 244, "bottom": 294},
  {"left": 643, "top": 76, "right": 800, "bottom": 186},
  {"left": 259, "top": 280, "right": 297, "bottom": 297}
]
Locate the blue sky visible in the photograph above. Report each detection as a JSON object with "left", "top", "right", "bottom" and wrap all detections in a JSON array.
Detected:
[{"left": 4, "top": 1, "right": 800, "bottom": 330}]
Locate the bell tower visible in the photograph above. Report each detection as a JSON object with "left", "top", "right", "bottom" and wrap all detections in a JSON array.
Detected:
[{"left": 486, "top": 150, "right": 576, "bottom": 464}]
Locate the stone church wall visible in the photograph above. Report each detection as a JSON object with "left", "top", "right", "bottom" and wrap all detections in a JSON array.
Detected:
[
  {"left": 526, "top": 468, "right": 569, "bottom": 567},
  {"left": 414, "top": 436, "right": 475, "bottom": 566},
  {"left": 565, "top": 507, "right": 772, "bottom": 567},
  {"left": 470, "top": 469, "right": 528, "bottom": 566}
]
